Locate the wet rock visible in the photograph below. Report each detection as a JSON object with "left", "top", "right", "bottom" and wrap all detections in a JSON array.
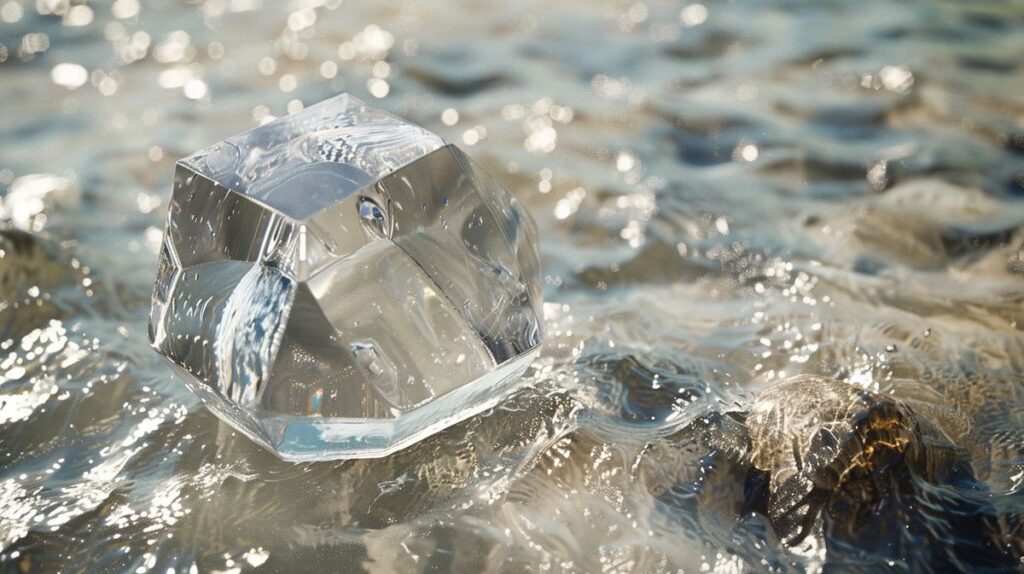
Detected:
[
  {"left": 659, "top": 375, "right": 1021, "bottom": 570},
  {"left": 744, "top": 375, "right": 969, "bottom": 545},
  {"left": 0, "top": 229, "right": 78, "bottom": 340}
]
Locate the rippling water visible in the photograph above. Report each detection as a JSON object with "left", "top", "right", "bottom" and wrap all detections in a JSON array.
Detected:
[{"left": 2, "top": 0, "right": 1024, "bottom": 572}]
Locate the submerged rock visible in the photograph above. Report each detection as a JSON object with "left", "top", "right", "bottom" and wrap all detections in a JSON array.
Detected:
[
  {"left": 0, "top": 229, "right": 78, "bottom": 340},
  {"left": 671, "top": 374, "right": 1022, "bottom": 569},
  {"left": 744, "top": 375, "right": 970, "bottom": 545}
]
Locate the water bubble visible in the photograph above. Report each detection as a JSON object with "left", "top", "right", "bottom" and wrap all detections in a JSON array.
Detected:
[{"left": 358, "top": 197, "right": 389, "bottom": 237}]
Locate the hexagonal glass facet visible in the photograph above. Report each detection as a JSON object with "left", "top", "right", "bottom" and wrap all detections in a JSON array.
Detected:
[{"left": 149, "top": 94, "right": 542, "bottom": 460}]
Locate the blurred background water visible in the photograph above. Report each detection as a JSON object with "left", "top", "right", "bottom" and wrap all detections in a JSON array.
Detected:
[{"left": 1, "top": 0, "right": 1024, "bottom": 572}]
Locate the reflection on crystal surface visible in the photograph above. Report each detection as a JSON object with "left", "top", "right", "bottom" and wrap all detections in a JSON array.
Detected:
[{"left": 149, "top": 93, "right": 543, "bottom": 460}]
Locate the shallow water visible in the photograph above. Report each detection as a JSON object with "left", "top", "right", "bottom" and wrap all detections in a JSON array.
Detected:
[{"left": 2, "top": 0, "right": 1024, "bottom": 572}]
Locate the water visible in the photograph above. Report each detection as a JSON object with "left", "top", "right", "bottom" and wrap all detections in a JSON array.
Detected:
[{"left": 1, "top": 0, "right": 1023, "bottom": 571}]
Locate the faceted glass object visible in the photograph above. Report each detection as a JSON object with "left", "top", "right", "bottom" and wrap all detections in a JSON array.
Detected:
[{"left": 149, "top": 94, "right": 542, "bottom": 461}]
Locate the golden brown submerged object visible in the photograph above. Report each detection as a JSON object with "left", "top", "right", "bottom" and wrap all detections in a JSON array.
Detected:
[
  {"left": 633, "top": 373, "right": 1020, "bottom": 568},
  {"left": 732, "top": 375, "right": 1020, "bottom": 568},
  {"left": 744, "top": 375, "right": 965, "bottom": 545}
]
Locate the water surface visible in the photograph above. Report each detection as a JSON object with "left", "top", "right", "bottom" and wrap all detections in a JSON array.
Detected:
[{"left": 1, "top": 0, "right": 1024, "bottom": 572}]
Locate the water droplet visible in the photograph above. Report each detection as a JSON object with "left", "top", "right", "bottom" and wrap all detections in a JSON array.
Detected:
[{"left": 358, "top": 197, "right": 389, "bottom": 237}]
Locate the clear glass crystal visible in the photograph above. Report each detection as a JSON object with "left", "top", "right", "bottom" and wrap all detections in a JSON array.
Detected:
[{"left": 149, "top": 94, "right": 542, "bottom": 460}]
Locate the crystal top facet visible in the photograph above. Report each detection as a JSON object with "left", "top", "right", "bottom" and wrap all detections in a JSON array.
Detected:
[{"left": 181, "top": 94, "right": 445, "bottom": 219}]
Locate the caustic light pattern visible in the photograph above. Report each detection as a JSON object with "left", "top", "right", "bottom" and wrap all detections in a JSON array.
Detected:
[{"left": 148, "top": 94, "right": 543, "bottom": 461}]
